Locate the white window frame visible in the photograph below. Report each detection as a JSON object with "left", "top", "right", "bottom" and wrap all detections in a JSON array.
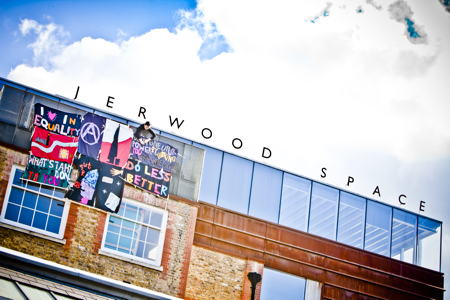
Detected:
[
  {"left": 0, "top": 165, "right": 70, "bottom": 240},
  {"left": 100, "top": 198, "right": 168, "bottom": 270}
]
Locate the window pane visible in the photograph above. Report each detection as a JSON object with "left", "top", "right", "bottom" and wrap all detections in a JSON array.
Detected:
[
  {"left": 365, "top": 201, "right": 391, "bottom": 256},
  {"left": 5, "top": 203, "right": 20, "bottom": 222},
  {"left": 279, "top": 174, "right": 311, "bottom": 231},
  {"left": 53, "top": 188, "right": 65, "bottom": 199},
  {"left": 9, "top": 187, "right": 24, "bottom": 205},
  {"left": 337, "top": 192, "right": 366, "bottom": 248},
  {"left": 36, "top": 196, "right": 51, "bottom": 213},
  {"left": 124, "top": 204, "right": 138, "bottom": 220},
  {"left": 0, "top": 86, "right": 24, "bottom": 125},
  {"left": 391, "top": 209, "right": 417, "bottom": 263},
  {"left": 261, "top": 268, "right": 306, "bottom": 300},
  {"left": 40, "top": 184, "right": 53, "bottom": 196},
  {"left": 32, "top": 211, "right": 48, "bottom": 230},
  {"left": 0, "top": 277, "right": 26, "bottom": 300},
  {"left": 50, "top": 199, "right": 64, "bottom": 216},
  {"left": 217, "top": 154, "right": 253, "bottom": 214},
  {"left": 194, "top": 143, "right": 222, "bottom": 205},
  {"left": 46, "top": 216, "right": 61, "bottom": 233},
  {"left": 13, "top": 169, "right": 25, "bottom": 187},
  {"left": 150, "top": 212, "right": 163, "bottom": 228},
  {"left": 248, "top": 163, "right": 282, "bottom": 223},
  {"left": 26, "top": 181, "right": 40, "bottom": 192},
  {"left": 417, "top": 217, "right": 441, "bottom": 271},
  {"left": 308, "top": 183, "right": 339, "bottom": 240},
  {"left": 17, "top": 282, "right": 54, "bottom": 299},
  {"left": 105, "top": 232, "right": 119, "bottom": 248},
  {"left": 23, "top": 192, "right": 37, "bottom": 209},
  {"left": 19, "top": 207, "right": 33, "bottom": 226}
]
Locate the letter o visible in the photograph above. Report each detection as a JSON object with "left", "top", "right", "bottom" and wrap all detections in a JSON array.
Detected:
[
  {"left": 202, "top": 128, "right": 212, "bottom": 139},
  {"left": 135, "top": 163, "right": 141, "bottom": 172},
  {"left": 232, "top": 138, "right": 243, "bottom": 149}
]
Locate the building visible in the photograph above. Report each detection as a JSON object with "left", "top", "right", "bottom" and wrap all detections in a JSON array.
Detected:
[{"left": 0, "top": 77, "right": 444, "bottom": 299}]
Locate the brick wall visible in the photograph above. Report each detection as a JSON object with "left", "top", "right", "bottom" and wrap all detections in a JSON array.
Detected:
[
  {"left": 0, "top": 145, "right": 198, "bottom": 298},
  {"left": 185, "top": 245, "right": 253, "bottom": 300}
]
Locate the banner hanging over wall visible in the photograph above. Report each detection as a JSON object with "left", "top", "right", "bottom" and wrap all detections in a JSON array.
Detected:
[
  {"left": 123, "top": 158, "right": 171, "bottom": 198},
  {"left": 99, "top": 119, "right": 133, "bottom": 168},
  {"left": 94, "top": 162, "right": 124, "bottom": 213},
  {"left": 31, "top": 127, "right": 78, "bottom": 164},
  {"left": 65, "top": 156, "right": 101, "bottom": 206},
  {"left": 78, "top": 113, "right": 106, "bottom": 159},
  {"left": 22, "top": 155, "right": 73, "bottom": 188},
  {"left": 130, "top": 138, "right": 178, "bottom": 172},
  {"left": 34, "top": 103, "right": 81, "bottom": 137}
]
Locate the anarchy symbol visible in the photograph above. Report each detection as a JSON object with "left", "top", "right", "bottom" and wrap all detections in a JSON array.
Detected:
[{"left": 80, "top": 122, "right": 101, "bottom": 145}]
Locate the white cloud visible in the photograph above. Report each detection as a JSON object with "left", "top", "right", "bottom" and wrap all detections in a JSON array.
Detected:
[{"left": 18, "top": 18, "right": 69, "bottom": 67}]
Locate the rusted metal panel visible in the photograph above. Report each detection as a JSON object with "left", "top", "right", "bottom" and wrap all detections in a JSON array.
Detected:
[{"left": 194, "top": 202, "right": 444, "bottom": 300}]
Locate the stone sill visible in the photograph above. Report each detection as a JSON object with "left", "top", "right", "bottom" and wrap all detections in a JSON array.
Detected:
[
  {"left": 0, "top": 222, "right": 66, "bottom": 245},
  {"left": 98, "top": 248, "right": 163, "bottom": 272}
]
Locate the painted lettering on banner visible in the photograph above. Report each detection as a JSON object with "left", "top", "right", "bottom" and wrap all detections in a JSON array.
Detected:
[
  {"left": 22, "top": 155, "right": 73, "bottom": 188},
  {"left": 130, "top": 138, "right": 178, "bottom": 172},
  {"left": 123, "top": 159, "right": 171, "bottom": 198},
  {"left": 34, "top": 103, "right": 81, "bottom": 137}
]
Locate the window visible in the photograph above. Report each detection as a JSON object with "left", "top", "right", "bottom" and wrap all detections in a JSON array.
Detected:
[
  {"left": 101, "top": 200, "right": 167, "bottom": 268},
  {"left": 337, "top": 192, "right": 366, "bottom": 248},
  {"left": 194, "top": 143, "right": 223, "bottom": 205},
  {"left": 260, "top": 268, "right": 307, "bottom": 300},
  {"left": 0, "top": 166, "right": 70, "bottom": 239},
  {"left": 279, "top": 174, "right": 311, "bottom": 231},
  {"left": 391, "top": 209, "right": 417, "bottom": 263},
  {"left": 308, "top": 182, "right": 339, "bottom": 240},
  {"left": 417, "top": 217, "right": 441, "bottom": 271},
  {"left": 364, "top": 201, "right": 391, "bottom": 256},
  {"left": 217, "top": 153, "right": 253, "bottom": 214},
  {"left": 248, "top": 163, "right": 282, "bottom": 223}
]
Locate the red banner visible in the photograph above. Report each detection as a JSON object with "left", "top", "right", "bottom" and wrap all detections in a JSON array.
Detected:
[{"left": 31, "top": 126, "right": 78, "bottom": 164}]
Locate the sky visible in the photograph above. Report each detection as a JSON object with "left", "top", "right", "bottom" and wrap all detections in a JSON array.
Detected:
[{"left": 1, "top": 0, "right": 450, "bottom": 295}]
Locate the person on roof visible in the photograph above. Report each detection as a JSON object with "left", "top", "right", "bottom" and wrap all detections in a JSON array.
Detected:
[{"left": 134, "top": 121, "right": 156, "bottom": 145}]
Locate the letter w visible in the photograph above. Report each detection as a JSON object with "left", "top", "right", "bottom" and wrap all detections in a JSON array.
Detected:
[{"left": 169, "top": 115, "right": 184, "bottom": 129}]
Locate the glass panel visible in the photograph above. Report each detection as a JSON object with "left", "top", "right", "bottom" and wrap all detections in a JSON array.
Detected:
[
  {"left": 105, "top": 232, "right": 119, "bottom": 247},
  {"left": 46, "top": 216, "right": 61, "bottom": 233},
  {"left": 23, "top": 192, "right": 37, "bottom": 209},
  {"left": 217, "top": 153, "right": 253, "bottom": 214},
  {"left": 19, "top": 207, "right": 33, "bottom": 226},
  {"left": 9, "top": 187, "right": 24, "bottom": 205},
  {"left": 391, "top": 209, "right": 417, "bottom": 263},
  {"left": 145, "top": 243, "right": 158, "bottom": 260},
  {"left": 5, "top": 203, "right": 20, "bottom": 222},
  {"left": 261, "top": 268, "right": 306, "bottom": 300},
  {"left": 193, "top": 143, "right": 223, "bottom": 205},
  {"left": 50, "top": 199, "right": 64, "bottom": 216},
  {"left": 108, "top": 216, "right": 121, "bottom": 233},
  {"left": 26, "top": 181, "right": 40, "bottom": 192},
  {"left": 124, "top": 204, "right": 138, "bottom": 220},
  {"left": 150, "top": 212, "right": 163, "bottom": 228},
  {"left": 17, "top": 282, "right": 54, "bottom": 299},
  {"left": 279, "top": 174, "right": 311, "bottom": 231},
  {"left": 0, "top": 277, "right": 26, "bottom": 300},
  {"left": 36, "top": 196, "right": 51, "bottom": 212},
  {"left": 0, "top": 86, "right": 24, "bottom": 125},
  {"left": 40, "top": 184, "right": 53, "bottom": 196},
  {"left": 337, "top": 192, "right": 366, "bottom": 248},
  {"left": 308, "top": 183, "right": 339, "bottom": 240},
  {"left": 248, "top": 163, "right": 282, "bottom": 223},
  {"left": 32, "top": 211, "right": 48, "bottom": 230},
  {"left": 365, "top": 201, "right": 392, "bottom": 256},
  {"left": 146, "top": 228, "right": 160, "bottom": 244},
  {"left": 53, "top": 188, "right": 65, "bottom": 199},
  {"left": 417, "top": 217, "right": 441, "bottom": 271},
  {"left": 13, "top": 169, "right": 25, "bottom": 186}
]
